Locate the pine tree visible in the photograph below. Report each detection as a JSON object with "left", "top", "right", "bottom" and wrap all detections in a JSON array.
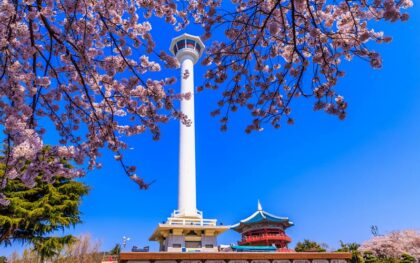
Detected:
[
  {"left": 336, "top": 241, "right": 362, "bottom": 263},
  {"left": 364, "top": 252, "right": 378, "bottom": 263},
  {"left": 110, "top": 243, "right": 121, "bottom": 255},
  {"left": 295, "top": 239, "right": 327, "bottom": 252},
  {"left": 0, "top": 148, "right": 89, "bottom": 260},
  {"left": 337, "top": 241, "right": 361, "bottom": 252},
  {"left": 400, "top": 254, "right": 416, "bottom": 263}
]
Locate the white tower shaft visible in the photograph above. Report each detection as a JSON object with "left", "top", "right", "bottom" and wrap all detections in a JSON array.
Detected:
[
  {"left": 148, "top": 35, "right": 229, "bottom": 252},
  {"left": 178, "top": 54, "right": 198, "bottom": 217}
]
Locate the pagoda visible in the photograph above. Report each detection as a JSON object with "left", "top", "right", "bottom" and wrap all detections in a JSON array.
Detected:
[{"left": 231, "top": 201, "right": 294, "bottom": 252}]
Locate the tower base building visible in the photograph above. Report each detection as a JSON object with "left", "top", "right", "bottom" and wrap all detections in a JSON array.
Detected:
[{"left": 149, "top": 212, "right": 229, "bottom": 252}]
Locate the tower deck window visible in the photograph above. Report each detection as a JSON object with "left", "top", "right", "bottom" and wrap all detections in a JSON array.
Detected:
[
  {"left": 187, "top": 39, "right": 196, "bottom": 49},
  {"left": 177, "top": 40, "right": 185, "bottom": 50}
]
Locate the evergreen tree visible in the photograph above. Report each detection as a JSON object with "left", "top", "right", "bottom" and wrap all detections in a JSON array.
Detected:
[
  {"left": 295, "top": 239, "right": 326, "bottom": 252},
  {"left": 337, "top": 241, "right": 360, "bottom": 252},
  {"left": 364, "top": 252, "right": 378, "bottom": 263},
  {"left": 336, "top": 241, "right": 362, "bottom": 263},
  {"left": 400, "top": 254, "right": 416, "bottom": 263},
  {"left": 110, "top": 243, "right": 121, "bottom": 255},
  {"left": 0, "top": 148, "right": 89, "bottom": 260},
  {"left": 350, "top": 251, "right": 364, "bottom": 263}
]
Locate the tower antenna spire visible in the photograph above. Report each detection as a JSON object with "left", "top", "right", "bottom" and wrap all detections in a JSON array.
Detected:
[{"left": 257, "top": 200, "right": 263, "bottom": 211}]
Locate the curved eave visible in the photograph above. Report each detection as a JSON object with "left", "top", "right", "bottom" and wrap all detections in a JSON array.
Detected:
[{"left": 231, "top": 210, "right": 293, "bottom": 232}]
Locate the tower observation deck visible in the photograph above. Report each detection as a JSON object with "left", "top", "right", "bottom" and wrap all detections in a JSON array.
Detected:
[{"left": 149, "top": 34, "right": 229, "bottom": 252}]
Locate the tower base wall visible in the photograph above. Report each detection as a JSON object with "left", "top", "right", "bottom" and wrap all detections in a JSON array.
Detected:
[{"left": 119, "top": 252, "right": 352, "bottom": 263}]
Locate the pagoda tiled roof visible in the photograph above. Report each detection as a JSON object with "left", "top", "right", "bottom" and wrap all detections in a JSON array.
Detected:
[{"left": 231, "top": 201, "right": 293, "bottom": 232}]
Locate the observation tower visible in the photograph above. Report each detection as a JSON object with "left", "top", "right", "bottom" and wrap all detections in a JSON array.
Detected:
[{"left": 149, "top": 34, "right": 229, "bottom": 252}]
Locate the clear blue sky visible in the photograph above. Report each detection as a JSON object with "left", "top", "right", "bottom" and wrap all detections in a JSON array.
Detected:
[{"left": 2, "top": 4, "right": 420, "bottom": 256}]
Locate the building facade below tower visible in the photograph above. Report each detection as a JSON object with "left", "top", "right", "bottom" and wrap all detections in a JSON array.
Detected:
[{"left": 149, "top": 215, "right": 229, "bottom": 252}]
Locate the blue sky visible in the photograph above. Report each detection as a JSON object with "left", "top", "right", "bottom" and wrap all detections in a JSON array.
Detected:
[{"left": 2, "top": 3, "right": 420, "bottom": 256}]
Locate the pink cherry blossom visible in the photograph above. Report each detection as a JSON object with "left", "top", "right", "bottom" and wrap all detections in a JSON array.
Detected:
[
  {"left": 194, "top": 0, "right": 412, "bottom": 132},
  {"left": 360, "top": 229, "right": 420, "bottom": 258},
  {"left": 0, "top": 0, "right": 413, "bottom": 204},
  {"left": 0, "top": 0, "right": 191, "bottom": 203}
]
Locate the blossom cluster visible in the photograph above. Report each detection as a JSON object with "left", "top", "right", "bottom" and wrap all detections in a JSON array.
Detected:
[
  {"left": 0, "top": 0, "right": 190, "bottom": 203},
  {"left": 360, "top": 229, "right": 420, "bottom": 258},
  {"left": 0, "top": 0, "right": 413, "bottom": 202},
  {"left": 193, "top": 0, "right": 412, "bottom": 132}
]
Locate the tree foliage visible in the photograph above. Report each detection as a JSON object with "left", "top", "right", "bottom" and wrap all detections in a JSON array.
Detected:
[
  {"left": 198, "top": 0, "right": 412, "bottom": 132},
  {"left": 8, "top": 234, "right": 102, "bottom": 263},
  {"left": 32, "top": 235, "right": 77, "bottom": 261},
  {"left": 364, "top": 251, "right": 379, "bottom": 263},
  {"left": 360, "top": 230, "right": 420, "bottom": 259},
  {"left": 350, "top": 251, "right": 364, "bottom": 263},
  {"left": 110, "top": 243, "right": 121, "bottom": 255},
  {"left": 337, "top": 241, "right": 360, "bottom": 252},
  {"left": 337, "top": 241, "right": 363, "bottom": 263},
  {"left": 55, "top": 234, "right": 102, "bottom": 263},
  {"left": 295, "top": 239, "right": 326, "bottom": 252},
  {"left": 0, "top": 150, "right": 88, "bottom": 259},
  {"left": 0, "top": 0, "right": 413, "bottom": 194},
  {"left": 400, "top": 254, "right": 416, "bottom": 263}
]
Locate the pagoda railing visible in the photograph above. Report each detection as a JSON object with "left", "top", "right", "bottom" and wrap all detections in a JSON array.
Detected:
[{"left": 240, "top": 233, "right": 292, "bottom": 244}]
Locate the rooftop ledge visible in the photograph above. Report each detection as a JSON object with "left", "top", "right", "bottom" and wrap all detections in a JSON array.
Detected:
[
  {"left": 119, "top": 252, "right": 352, "bottom": 262},
  {"left": 165, "top": 217, "right": 218, "bottom": 227}
]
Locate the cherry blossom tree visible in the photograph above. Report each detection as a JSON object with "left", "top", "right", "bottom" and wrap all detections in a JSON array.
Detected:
[
  {"left": 0, "top": 0, "right": 189, "bottom": 203},
  {"left": 196, "top": 0, "right": 413, "bottom": 132},
  {"left": 359, "top": 229, "right": 420, "bottom": 259},
  {"left": 0, "top": 0, "right": 413, "bottom": 201}
]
